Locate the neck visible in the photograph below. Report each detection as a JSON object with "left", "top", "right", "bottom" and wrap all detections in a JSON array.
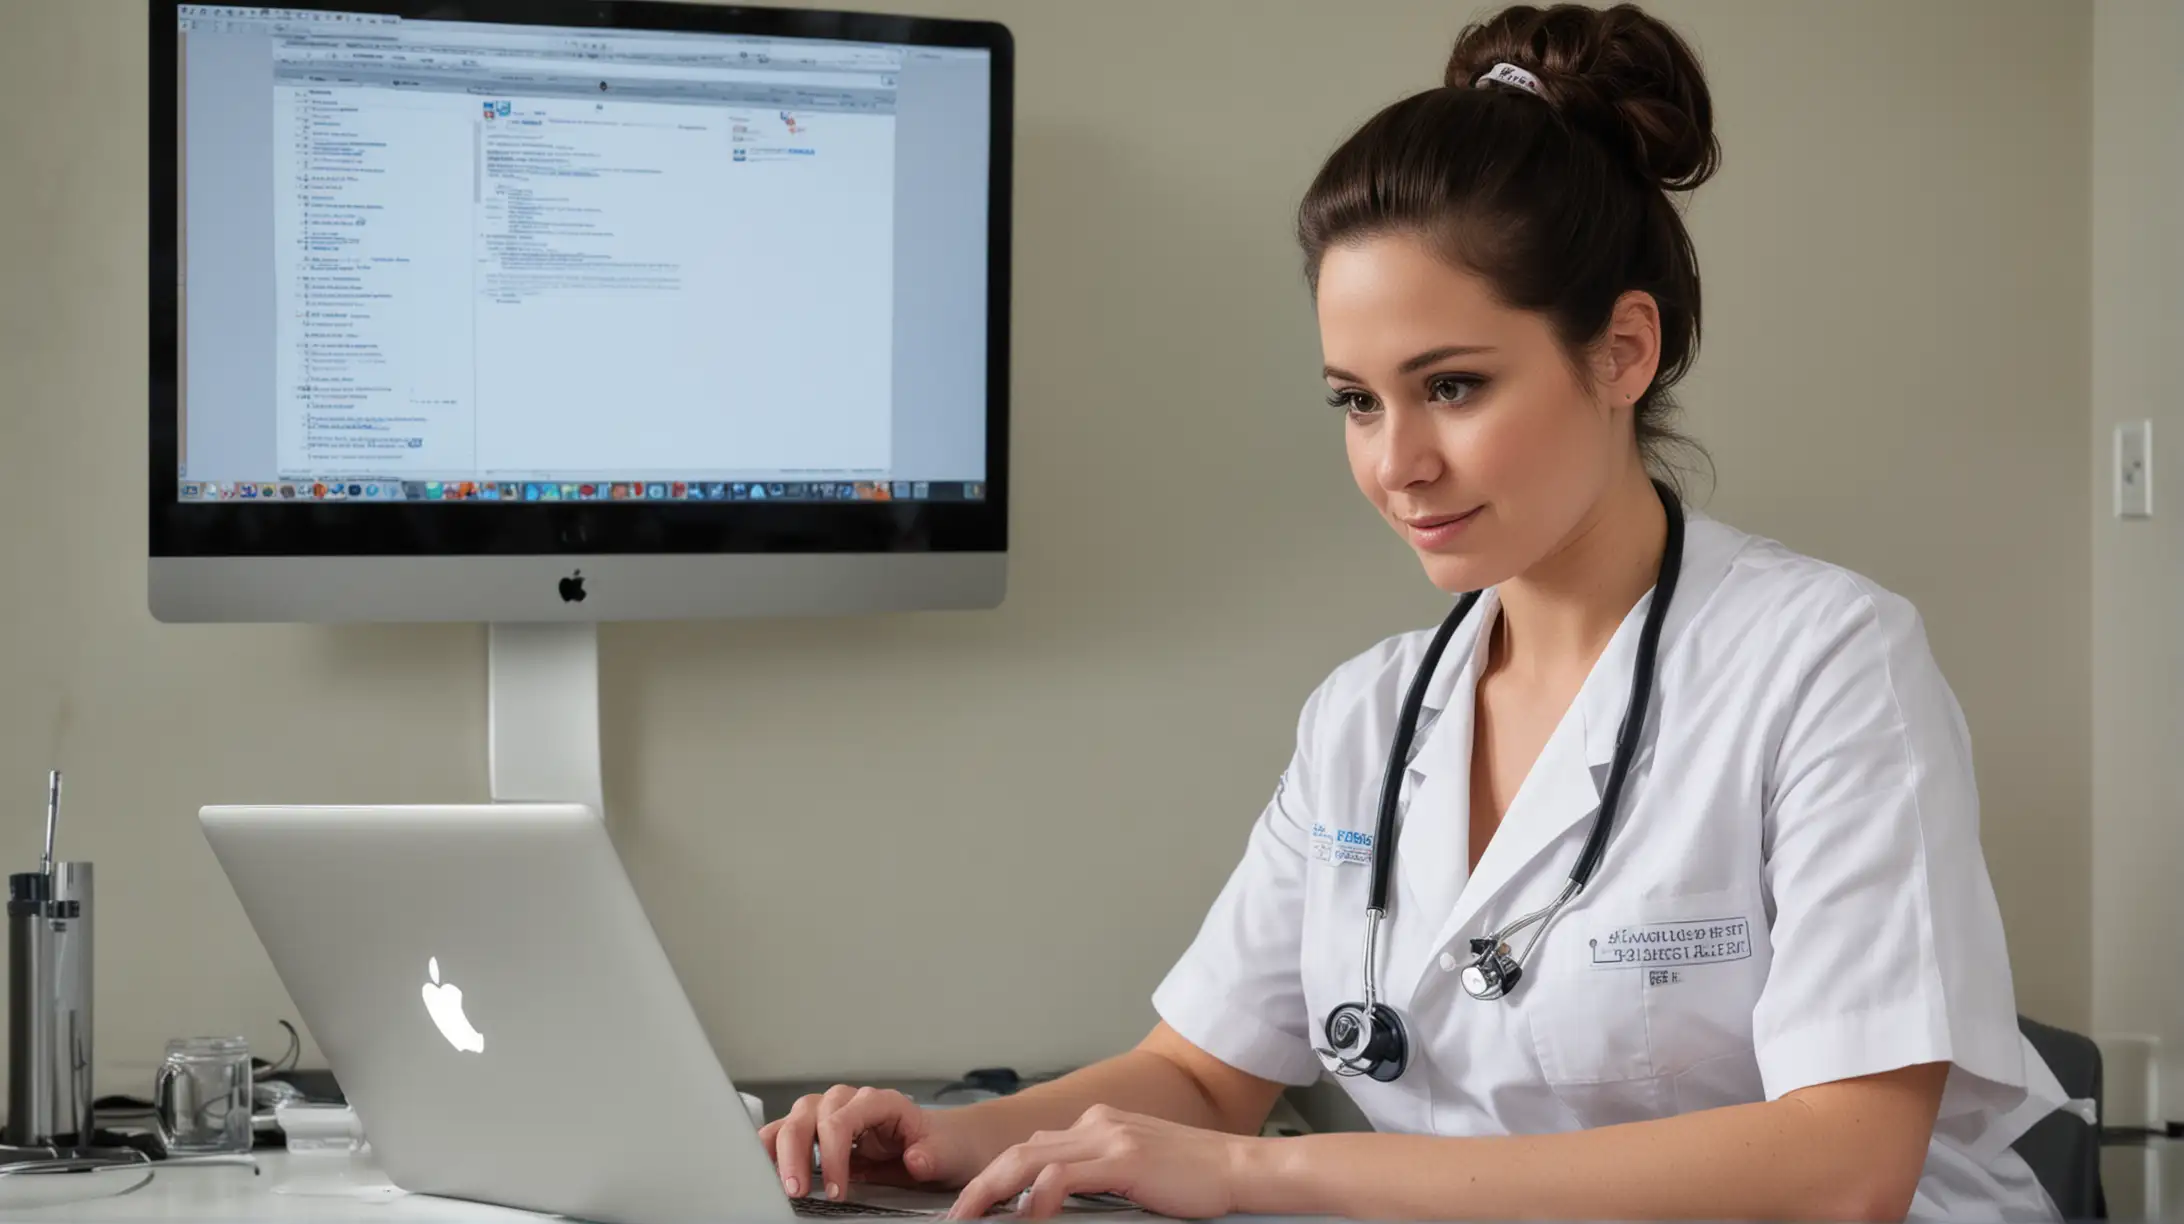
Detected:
[{"left": 1491, "top": 466, "right": 1669, "bottom": 681}]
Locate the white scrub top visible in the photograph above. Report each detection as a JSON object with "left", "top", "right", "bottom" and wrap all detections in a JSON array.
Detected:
[{"left": 1154, "top": 512, "right": 2077, "bottom": 1222}]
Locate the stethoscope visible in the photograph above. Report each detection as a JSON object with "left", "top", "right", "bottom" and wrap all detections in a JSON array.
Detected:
[{"left": 1315, "top": 480, "right": 1685, "bottom": 1083}]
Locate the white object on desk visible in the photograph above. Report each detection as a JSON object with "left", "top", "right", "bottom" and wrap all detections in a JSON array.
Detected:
[
  {"left": 268, "top": 1102, "right": 405, "bottom": 1201},
  {"left": 273, "top": 1103, "right": 366, "bottom": 1155}
]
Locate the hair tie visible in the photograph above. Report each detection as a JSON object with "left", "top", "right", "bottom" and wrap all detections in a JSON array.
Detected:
[{"left": 1474, "top": 62, "right": 1544, "bottom": 98}]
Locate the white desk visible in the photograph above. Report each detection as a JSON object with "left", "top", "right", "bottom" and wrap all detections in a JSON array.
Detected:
[
  {"left": 19, "top": 1147, "right": 2158, "bottom": 1223},
  {"left": 0, "top": 1152, "right": 536, "bottom": 1222},
  {"left": 0, "top": 1153, "right": 1161, "bottom": 1223},
  {"left": 0, "top": 1076, "right": 1188, "bottom": 1224}
]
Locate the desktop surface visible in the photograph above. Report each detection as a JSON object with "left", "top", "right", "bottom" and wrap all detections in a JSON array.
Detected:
[{"left": 0, "top": 1150, "right": 2151, "bottom": 1223}]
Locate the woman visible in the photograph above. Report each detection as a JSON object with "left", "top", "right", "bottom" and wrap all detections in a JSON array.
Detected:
[{"left": 760, "top": 5, "right": 2073, "bottom": 1219}]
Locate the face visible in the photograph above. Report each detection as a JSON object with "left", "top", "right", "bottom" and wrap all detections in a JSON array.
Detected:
[{"left": 1315, "top": 231, "right": 1658, "bottom": 593}]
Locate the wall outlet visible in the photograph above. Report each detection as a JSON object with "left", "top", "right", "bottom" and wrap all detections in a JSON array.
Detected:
[{"left": 2116, "top": 419, "right": 2153, "bottom": 519}]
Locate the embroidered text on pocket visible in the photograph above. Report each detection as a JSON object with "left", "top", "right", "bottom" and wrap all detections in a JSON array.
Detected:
[{"left": 1587, "top": 915, "right": 1753, "bottom": 971}]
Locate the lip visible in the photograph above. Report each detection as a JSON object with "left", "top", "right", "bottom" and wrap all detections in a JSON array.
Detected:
[{"left": 1400, "top": 506, "right": 1482, "bottom": 549}]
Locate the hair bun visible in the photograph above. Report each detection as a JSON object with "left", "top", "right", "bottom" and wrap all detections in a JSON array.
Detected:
[{"left": 1445, "top": 3, "right": 1719, "bottom": 192}]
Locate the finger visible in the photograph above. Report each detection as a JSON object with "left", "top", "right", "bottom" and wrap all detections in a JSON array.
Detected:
[
  {"left": 773, "top": 1095, "right": 823, "bottom": 1198},
  {"left": 947, "top": 1134, "right": 1092, "bottom": 1220},
  {"left": 947, "top": 1146, "right": 1036, "bottom": 1220},
  {"left": 818, "top": 1089, "right": 923, "bottom": 1198},
  {"left": 813, "top": 1085, "right": 864, "bottom": 1200},
  {"left": 1020, "top": 1158, "right": 1125, "bottom": 1221},
  {"left": 863, "top": 1090, "right": 927, "bottom": 1166},
  {"left": 850, "top": 1103, "right": 909, "bottom": 1164},
  {"left": 899, "top": 1137, "right": 947, "bottom": 1186}
]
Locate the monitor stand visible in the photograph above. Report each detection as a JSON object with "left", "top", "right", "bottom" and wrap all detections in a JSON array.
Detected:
[{"left": 487, "top": 623, "right": 603, "bottom": 812}]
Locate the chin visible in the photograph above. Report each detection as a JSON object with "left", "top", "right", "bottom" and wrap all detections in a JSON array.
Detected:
[{"left": 1416, "top": 553, "right": 1504, "bottom": 595}]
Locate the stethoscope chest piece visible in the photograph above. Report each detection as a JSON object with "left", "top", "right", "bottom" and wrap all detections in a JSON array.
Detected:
[
  {"left": 1459, "top": 938, "right": 1524, "bottom": 1001},
  {"left": 1320, "top": 1000, "right": 1408, "bottom": 1082}
]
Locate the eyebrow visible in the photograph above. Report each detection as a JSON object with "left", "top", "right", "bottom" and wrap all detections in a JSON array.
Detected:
[{"left": 1322, "top": 345, "right": 1497, "bottom": 383}]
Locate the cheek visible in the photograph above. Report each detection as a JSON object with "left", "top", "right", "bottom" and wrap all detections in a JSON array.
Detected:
[
  {"left": 1474, "top": 388, "right": 1610, "bottom": 495},
  {"left": 1477, "top": 396, "right": 1570, "bottom": 473}
]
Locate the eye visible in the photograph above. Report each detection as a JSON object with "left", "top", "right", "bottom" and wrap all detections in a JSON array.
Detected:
[
  {"left": 1326, "top": 389, "right": 1379, "bottom": 419},
  {"left": 1427, "top": 373, "right": 1485, "bottom": 404}
]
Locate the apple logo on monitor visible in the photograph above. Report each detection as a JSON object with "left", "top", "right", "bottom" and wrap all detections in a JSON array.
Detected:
[
  {"left": 558, "top": 571, "right": 587, "bottom": 603},
  {"left": 422, "top": 957, "right": 486, "bottom": 1054}
]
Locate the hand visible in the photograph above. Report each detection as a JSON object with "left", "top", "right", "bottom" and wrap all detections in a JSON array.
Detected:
[
  {"left": 757, "top": 1085, "right": 981, "bottom": 1201},
  {"left": 947, "top": 1104, "right": 1250, "bottom": 1220}
]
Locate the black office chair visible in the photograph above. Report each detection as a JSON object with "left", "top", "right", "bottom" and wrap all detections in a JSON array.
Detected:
[{"left": 2014, "top": 1015, "right": 2105, "bottom": 1219}]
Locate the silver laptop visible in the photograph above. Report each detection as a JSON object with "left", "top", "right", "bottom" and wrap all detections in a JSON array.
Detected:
[{"left": 200, "top": 803, "right": 959, "bottom": 1224}]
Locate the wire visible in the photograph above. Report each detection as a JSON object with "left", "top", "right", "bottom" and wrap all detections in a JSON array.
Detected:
[
  {"left": 0, "top": 1152, "right": 149, "bottom": 1178},
  {"left": 249, "top": 1021, "right": 302, "bottom": 1077},
  {"left": 0, "top": 1149, "right": 157, "bottom": 1207},
  {"left": 93, "top": 1095, "right": 156, "bottom": 1119}
]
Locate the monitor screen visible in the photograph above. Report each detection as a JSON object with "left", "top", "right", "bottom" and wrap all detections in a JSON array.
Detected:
[{"left": 168, "top": 2, "right": 994, "bottom": 510}]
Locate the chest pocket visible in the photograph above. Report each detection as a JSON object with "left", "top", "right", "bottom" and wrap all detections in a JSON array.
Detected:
[{"left": 1524, "top": 888, "right": 1768, "bottom": 1125}]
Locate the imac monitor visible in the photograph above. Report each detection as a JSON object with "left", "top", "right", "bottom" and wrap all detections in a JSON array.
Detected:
[{"left": 150, "top": 0, "right": 1011, "bottom": 622}]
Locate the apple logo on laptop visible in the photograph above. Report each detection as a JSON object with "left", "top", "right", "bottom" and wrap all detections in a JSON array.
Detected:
[{"left": 422, "top": 957, "right": 486, "bottom": 1054}]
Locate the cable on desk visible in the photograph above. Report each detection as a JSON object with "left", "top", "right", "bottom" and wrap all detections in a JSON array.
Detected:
[
  {"left": 251, "top": 1020, "right": 301, "bottom": 1077},
  {"left": 0, "top": 1149, "right": 156, "bottom": 1207}
]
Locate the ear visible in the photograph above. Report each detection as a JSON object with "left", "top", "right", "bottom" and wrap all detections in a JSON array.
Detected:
[{"left": 1590, "top": 290, "right": 1663, "bottom": 411}]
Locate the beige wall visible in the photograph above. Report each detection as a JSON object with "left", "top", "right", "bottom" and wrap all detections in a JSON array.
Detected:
[
  {"left": 0, "top": 0, "right": 2090, "bottom": 1096},
  {"left": 2092, "top": 0, "right": 2184, "bottom": 1106}
]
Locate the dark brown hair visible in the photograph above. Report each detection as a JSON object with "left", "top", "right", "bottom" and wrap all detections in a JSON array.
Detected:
[{"left": 1298, "top": 3, "right": 1719, "bottom": 485}]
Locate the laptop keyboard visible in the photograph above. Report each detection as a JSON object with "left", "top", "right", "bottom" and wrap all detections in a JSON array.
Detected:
[
  {"left": 791, "top": 1199, "right": 932, "bottom": 1218},
  {"left": 788, "top": 1192, "right": 1137, "bottom": 1217}
]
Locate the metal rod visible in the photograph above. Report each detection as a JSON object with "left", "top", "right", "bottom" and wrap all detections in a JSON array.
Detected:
[
  {"left": 40, "top": 773, "right": 60, "bottom": 879},
  {"left": 1361, "top": 908, "right": 1386, "bottom": 1010}
]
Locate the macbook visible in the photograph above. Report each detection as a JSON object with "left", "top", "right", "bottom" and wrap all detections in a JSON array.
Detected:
[{"left": 201, "top": 803, "right": 964, "bottom": 1223}]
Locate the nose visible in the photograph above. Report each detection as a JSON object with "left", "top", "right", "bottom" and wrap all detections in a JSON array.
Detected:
[{"left": 1374, "top": 402, "right": 1443, "bottom": 493}]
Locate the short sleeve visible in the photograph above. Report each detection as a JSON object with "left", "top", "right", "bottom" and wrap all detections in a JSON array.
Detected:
[
  {"left": 1751, "top": 582, "right": 2030, "bottom": 1122},
  {"left": 1150, "top": 683, "right": 1328, "bottom": 1087}
]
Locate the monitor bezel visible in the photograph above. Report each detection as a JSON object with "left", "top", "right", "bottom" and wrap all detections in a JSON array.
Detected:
[{"left": 149, "top": 0, "right": 1011, "bottom": 558}]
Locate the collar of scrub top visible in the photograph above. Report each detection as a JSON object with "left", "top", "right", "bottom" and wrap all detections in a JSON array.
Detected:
[{"left": 1383, "top": 509, "right": 1739, "bottom": 991}]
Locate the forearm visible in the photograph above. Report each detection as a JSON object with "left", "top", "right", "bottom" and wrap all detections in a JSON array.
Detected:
[
  {"left": 1236, "top": 1090, "right": 1930, "bottom": 1222},
  {"left": 948, "top": 1049, "right": 1240, "bottom": 1169}
]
